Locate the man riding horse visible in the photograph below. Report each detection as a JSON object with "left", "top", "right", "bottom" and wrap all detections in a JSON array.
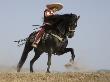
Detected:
[
  {"left": 17, "top": 3, "right": 80, "bottom": 72},
  {"left": 32, "top": 3, "right": 63, "bottom": 48}
]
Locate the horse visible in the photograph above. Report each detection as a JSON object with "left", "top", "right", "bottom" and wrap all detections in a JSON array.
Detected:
[{"left": 17, "top": 13, "right": 80, "bottom": 73}]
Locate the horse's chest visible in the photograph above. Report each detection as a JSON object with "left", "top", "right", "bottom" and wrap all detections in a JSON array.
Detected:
[
  {"left": 42, "top": 33, "right": 68, "bottom": 51},
  {"left": 57, "top": 38, "right": 68, "bottom": 49}
]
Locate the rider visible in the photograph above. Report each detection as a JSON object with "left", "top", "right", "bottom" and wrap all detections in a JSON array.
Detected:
[{"left": 32, "top": 3, "right": 63, "bottom": 48}]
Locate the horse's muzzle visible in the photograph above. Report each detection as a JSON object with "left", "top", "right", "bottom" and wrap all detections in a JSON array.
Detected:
[{"left": 68, "top": 31, "right": 75, "bottom": 38}]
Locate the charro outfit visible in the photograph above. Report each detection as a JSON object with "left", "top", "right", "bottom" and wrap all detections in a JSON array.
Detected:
[{"left": 32, "top": 3, "right": 63, "bottom": 48}]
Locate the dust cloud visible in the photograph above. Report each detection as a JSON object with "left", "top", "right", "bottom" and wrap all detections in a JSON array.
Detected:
[{"left": 64, "top": 59, "right": 93, "bottom": 72}]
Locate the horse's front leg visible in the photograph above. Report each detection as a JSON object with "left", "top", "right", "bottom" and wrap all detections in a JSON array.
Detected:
[
  {"left": 47, "top": 53, "right": 52, "bottom": 73},
  {"left": 64, "top": 48, "right": 75, "bottom": 62}
]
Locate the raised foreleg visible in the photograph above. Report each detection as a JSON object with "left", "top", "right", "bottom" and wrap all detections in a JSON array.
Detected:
[
  {"left": 57, "top": 48, "right": 75, "bottom": 62},
  {"left": 65, "top": 48, "right": 75, "bottom": 61}
]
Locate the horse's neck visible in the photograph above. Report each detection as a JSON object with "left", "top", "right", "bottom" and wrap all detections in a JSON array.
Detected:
[
  {"left": 45, "top": 14, "right": 71, "bottom": 38},
  {"left": 49, "top": 30, "right": 63, "bottom": 37}
]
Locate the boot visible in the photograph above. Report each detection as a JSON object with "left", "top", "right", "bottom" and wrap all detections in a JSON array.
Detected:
[{"left": 32, "top": 43, "right": 37, "bottom": 48}]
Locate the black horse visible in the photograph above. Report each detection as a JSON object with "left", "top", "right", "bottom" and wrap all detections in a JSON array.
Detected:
[{"left": 17, "top": 14, "right": 80, "bottom": 73}]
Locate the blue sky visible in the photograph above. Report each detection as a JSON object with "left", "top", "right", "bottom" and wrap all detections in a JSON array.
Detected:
[{"left": 0, "top": 0, "right": 110, "bottom": 71}]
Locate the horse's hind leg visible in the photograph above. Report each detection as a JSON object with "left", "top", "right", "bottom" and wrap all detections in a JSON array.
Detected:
[
  {"left": 30, "top": 49, "right": 42, "bottom": 72},
  {"left": 17, "top": 43, "right": 33, "bottom": 72}
]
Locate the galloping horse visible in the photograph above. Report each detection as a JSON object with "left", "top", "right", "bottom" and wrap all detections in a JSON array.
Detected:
[{"left": 17, "top": 14, "right": 80, "bottom": 73}]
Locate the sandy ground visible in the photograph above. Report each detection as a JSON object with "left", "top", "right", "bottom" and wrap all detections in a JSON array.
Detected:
[
  {"left": 0, "top": 72, "right": 110, "bottom": 82},
  {"left": 0, "top": 60, "right": 109, "bottom": 82}
]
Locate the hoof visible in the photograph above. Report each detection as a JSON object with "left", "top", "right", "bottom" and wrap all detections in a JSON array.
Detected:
[
  {"left": 46, "top": 71, "right": 50, "bottom": 73},
  {"left": 69, "top": 58, "right": 74, "bottom": 63},
  {"left": 30, "top": 70, "right": 34, "bottom": 73},
  {"left": 46, "top": 69, "right": 50, "bottom": 73},
  {"left": 17, "top": 68, "right": 20, "bottom": 72},
  {"left": 17, "top": 70, "right": 20, "bottom": 72},
  {"left": 17, "top": 64, "right": 21, "bottom": 72}
]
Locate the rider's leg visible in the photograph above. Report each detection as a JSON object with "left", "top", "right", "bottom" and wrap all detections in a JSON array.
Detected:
[
  {"left": 32, "top": 28, "right": 45, "bottom": 48},
  {"left": 32, "top": 23, "right": 51, "bottom": 48}
]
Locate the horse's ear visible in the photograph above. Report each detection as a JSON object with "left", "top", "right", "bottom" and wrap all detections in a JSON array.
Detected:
[{"left": 77, "top": 16, "right": 80, "bottom": 20}]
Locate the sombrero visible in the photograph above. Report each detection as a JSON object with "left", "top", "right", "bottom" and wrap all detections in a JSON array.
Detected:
[{"left": 46, "top": 3, "right": 63, "bottom": 11}]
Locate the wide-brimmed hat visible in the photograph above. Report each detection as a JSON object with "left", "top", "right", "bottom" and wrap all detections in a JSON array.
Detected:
[{"left": 46, "top": 3, "right": 63, "bottom": 11}]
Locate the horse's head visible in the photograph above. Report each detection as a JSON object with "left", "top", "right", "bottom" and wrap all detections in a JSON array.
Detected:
[
  {"left": 65, "top": 14, "right": 80, "bottom": 38},
  {"left": 47, "top": 14, "right": 80, "bottom": 38}
]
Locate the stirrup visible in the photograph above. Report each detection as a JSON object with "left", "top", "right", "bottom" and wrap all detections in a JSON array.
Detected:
[{"left": 32, "top": 43, "right": 37, "bottom": 48}]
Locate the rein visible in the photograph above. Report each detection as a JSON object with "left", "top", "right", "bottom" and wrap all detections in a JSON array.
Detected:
[{"left": 51, "top": 33, "right": 63, "bottom": 42}]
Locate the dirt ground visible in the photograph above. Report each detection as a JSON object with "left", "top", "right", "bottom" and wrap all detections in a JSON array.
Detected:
[{"left": 0, "top": 72, "right": 110, "bottom": 82}]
